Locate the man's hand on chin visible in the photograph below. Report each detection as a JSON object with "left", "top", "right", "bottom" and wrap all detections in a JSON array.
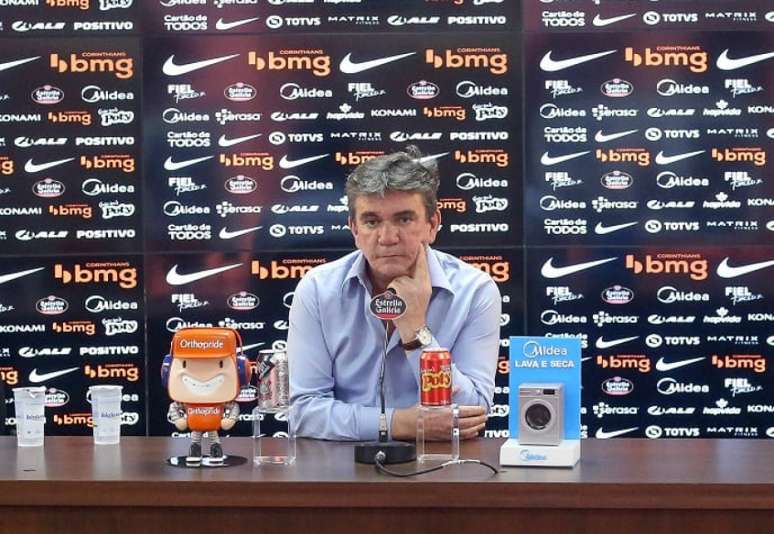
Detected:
[
  {"left": 391, "top": 405, "right": 488, "bottom": 441},
  {"left": 388, "top": 244, "right": 432, "bottom": 343}
]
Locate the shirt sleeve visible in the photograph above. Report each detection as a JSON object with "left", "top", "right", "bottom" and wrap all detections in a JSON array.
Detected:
[
  {"left": 288, "top": 275, "right": 392, "bottom": 441},
  {"left": 405, "top": 277, "right": 501, "bottom": 411}
]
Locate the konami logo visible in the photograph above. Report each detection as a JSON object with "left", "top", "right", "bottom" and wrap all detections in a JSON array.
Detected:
[
  {"left": 624, "top": 46, "right": 707, "bottom": 73},
  {"left": 54, "top": 262, "right": 137, "bottom": 289},
  {"left": 247, "top": 50, "right": 331, "bottom": 77},
  {"left": 251, "top": 258, "right": 325, "bottom": 280},
  {"left": 625, "top": 254, "right": 708, "bottom": 280},
  {"left": 49, "top": 51, "right": 133, "bottom": 79},
  {"left": 425, "top": 48, "right": 507, "bottom": 75}
]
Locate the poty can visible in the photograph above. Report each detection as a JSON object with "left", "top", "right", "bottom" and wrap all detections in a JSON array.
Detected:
[
  {"left": 420, "top": 348, "right": 452, "bottom": 406},
  {"left": 256, "top": 349, "right": 289, "bottom": 413}
]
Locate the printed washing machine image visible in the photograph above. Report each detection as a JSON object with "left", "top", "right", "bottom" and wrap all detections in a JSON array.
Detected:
[{"left": 518, "top": 383, "right": 564, "bottom": 446}]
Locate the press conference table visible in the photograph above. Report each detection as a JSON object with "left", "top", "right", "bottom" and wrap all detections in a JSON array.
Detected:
[{"left": 1, "top": 437, "right": 773, "bottom": 534}]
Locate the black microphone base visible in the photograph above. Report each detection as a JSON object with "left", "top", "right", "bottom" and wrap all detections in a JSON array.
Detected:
[{"left": 354, "top": 441, "right": 416, "bottom": 464}]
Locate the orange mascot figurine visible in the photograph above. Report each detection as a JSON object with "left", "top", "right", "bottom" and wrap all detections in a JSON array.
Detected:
[{"left": 161, "top": 327, "right": 250, "bottom": 466}]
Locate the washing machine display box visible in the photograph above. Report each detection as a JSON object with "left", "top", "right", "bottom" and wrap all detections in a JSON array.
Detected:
[{"left": 501, "top": 337, "right": 581, "bottom": 467}]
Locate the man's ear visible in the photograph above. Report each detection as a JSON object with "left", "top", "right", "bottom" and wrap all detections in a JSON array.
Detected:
[
  {"left": 427, "top": 208, "right": 441, "bottom": 244},
  {"left": 349, "top": 215, "right": 359, "bottom": 241}
]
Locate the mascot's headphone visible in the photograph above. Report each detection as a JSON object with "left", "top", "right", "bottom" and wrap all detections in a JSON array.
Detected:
[{"left": 161, "top": 327, "right": 250, "bottom": 390}]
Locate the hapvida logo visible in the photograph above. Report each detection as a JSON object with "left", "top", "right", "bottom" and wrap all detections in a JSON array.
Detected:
[
  {"left": 425, "top": 48, "right": 507, "bottom": 75},
  {"left": 454, "top": 149, "right": 509, "bottom": 167},
  {"left": 712, "top": 148, "right": 766, "bottom": 167},
  {"left": 80, "top": 155, "right": 135, "bottom": 173},
  {"left": 334, "top": 151, "right": 383, "bottom": 166},
  {"left": 596, "top": 149, "right": 651, "bottom": 166},
  {"left": 54, "top": 262, "right": 137, "bottom": 289},
  {"left": 251, "top": 259, "right": 323, "bottom": 280},
  {"left": 50, "top": 52, "right": 133, "bottom": 79},
  {"left": 624, "top": 46, "right": 707, "bottom": 73},
  {"left": 219, "top": 153, "right": 274, "bottom": 170},
  {"left": 712, "top": 354, "right": 766, "bottom": 373},
  {"left": 84, "top": 363, "right": 140, "bottom": 382},
  {"left": 625, "top": 254, "right": 708, "bottom": 280},
  {"left": 247, "top": 50, "right": 330, "bottom": 77},
  {"left": 48, "top": 111, "right": 91, "bottom": 126}
]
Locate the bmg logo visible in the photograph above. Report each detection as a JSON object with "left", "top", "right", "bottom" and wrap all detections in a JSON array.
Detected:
[{"left": 50, "top": 52, "right": 134, "bottom": 79}]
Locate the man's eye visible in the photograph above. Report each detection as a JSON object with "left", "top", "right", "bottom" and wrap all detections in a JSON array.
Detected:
[
  {"left": 363, "top": 219, "right": 378, "bottom": 228},
  {"left": 399, "top": 216, "right": 413, "bottom": 224}
]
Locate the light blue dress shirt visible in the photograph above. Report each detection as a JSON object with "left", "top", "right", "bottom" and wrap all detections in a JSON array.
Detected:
[{"left": 287, "top": 246, "right": 501, "bottom": 441}]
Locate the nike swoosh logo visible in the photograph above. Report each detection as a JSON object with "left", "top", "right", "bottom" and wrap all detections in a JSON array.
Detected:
[
  {"left": 655, "top": 150, "right": 705, "bottom": 165},
  {"left": 241, "top": 342, "right": 265, "bottom": 353},
  {"left": 539, "top": 49, "right": 617, "bottom": 72},
  {"left": 581, "top": 356, "right": 593, "bottom": 362},
  {"left": 541, "top": 257, "right": 617, "bottom": 278},
  {"left": 166, "top": 263, "right": 243, "bottom": 286},
  {"left": 594, "top": 221, "right": 639, "bottom": 235},
  {"left": 340, "top": 51, "right": 416, "bottom": 74},
  {"left": 655, "top": 356, "right": 705, "bottom": 372},
  {"left": 596, "top": 336, "right": 639, "bottom": 350},
  {"left": 595, "top": 129, "right": 639, "bottom": 143},
  {"left": 24, "top": 157, "right": 74, "bottom": 173},
  {"left": 218, "top": 133, "right": 262, "bottom": 148},
  {"left": 164, "top": 155, "right": 213, "bottom": 171},
  {"left": 219, "top": 226, "right": 263, "bottom": 239},
  {"left": 0, "top": 267, "right": 44, "bottom": 285},
  {"left": 717, "top": 257, "right": 774, "bottom": 278},
  {"left": 592, "top": 13, "right": 637, "bottom": 27},
  {"left": 716, "top": 49, "right": 774, "bottom": 71},
  {"left": 540, "top": 150, "right": 590, "bottom": 166},
  {"left": 215, "top": 17, "right": 260, "bottom": 31},
  {"left": 0, "top": 56, "right": 40, "bottom": 73},
  {"left": 29, "top": 367, "right": 79, "bottom": 384},
  {"left": 595, "top": 427, "right": 638, "bottom": 439},
  {"left": 162, "top": 53, "right": 240, "bottom": 76},
  {"left": 279, "top": 153, "right": 329, "bottom": 169}
]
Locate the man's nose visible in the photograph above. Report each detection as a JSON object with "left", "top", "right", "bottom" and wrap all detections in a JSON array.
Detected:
[{"left": 377, "top": 222, "right": 400, "bottom": 244}]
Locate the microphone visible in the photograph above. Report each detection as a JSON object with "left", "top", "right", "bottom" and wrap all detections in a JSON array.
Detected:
[{"left": 354, "top": 289, "right": 416, "bottom": 464}]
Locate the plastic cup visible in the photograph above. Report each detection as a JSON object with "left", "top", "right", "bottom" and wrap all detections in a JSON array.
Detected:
[
  {"left": 87, "top": 385, "right": 123, "bottom": 445},
  {"left": 13, "top": 387, "right": 46, "bottom": 447}
]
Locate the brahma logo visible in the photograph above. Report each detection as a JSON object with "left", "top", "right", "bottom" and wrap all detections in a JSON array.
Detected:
[
  {"left": 460, "top": 255, "right": 509, "bottom": 282},
  {"left": 54, "top": 262, "right": 137, "bottom": 289},
  {"left": 49, "top": 51, "right": 133, "bottom": 79},
  {"left": 625, "top": 254, "right": 708, "bottom": 280},
  {"left": 251, "top": 259, "right": 324, "bottom": 280},
  {"left": 624, "top": 46, "right": 707, "bottom": 73},
  {"left": 247, "top": 50, "right": 330, "bottom": 77},
  {"left": 425, "top": 48, "right": 507, "bottom": 74}
]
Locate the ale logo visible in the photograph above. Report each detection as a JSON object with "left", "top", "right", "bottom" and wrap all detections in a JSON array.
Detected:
[{"left": 369, "top": 289, "right": 406, "bottom": 321}]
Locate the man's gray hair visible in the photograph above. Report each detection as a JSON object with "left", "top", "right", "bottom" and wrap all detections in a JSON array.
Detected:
[{"left": 346, "top": 145, "right": 439, "bottom": 221}]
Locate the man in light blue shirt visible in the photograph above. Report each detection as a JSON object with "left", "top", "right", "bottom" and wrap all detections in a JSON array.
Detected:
[{"left": 288, "top": 146, "right": 501, "bottom": 441}]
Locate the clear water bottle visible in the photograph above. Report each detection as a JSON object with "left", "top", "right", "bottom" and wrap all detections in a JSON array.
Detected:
[
  {"left": 417, "top": 404, "right": 460, "bottom": 463},
  {"left": 252, "top": 349, "right": 295, "bottom": 465}
]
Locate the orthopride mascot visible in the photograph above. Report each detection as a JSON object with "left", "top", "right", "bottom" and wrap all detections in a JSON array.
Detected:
[{"left": 162, "top": 327, "right": 249, "bottom": 466}]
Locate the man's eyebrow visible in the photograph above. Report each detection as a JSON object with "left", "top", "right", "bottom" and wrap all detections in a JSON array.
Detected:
[
  {"left": 393, "top": 210, "right": 418, "bottom": 218},
  {"left": 358, "top": 210, "right": 380, "bottom": 219}
]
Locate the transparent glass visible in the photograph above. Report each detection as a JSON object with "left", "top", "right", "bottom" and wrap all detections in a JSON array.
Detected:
[
  {"left": 417, "top": 404, "right": 460, "bottom": 463},
  {"left": 252, "top": 405, "right": 296, "bottom": 465},
  {"left": 88, "top": 385, "right": 122, "bottom": 445},
  {"left": 13, "top": 387, "right": 46, "bottom": 447}
]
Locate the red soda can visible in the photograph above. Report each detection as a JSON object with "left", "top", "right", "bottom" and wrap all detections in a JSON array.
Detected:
[{"left": 420, "top": 348, "right": 452, "bottom": 406}]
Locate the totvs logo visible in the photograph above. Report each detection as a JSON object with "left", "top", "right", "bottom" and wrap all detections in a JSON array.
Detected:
[{"left": 50, "top": 52, "right": 134, "bottom": 79}]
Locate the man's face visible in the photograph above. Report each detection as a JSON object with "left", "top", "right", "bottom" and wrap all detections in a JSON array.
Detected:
[
  {"left": 349, "top": 191, "right": 440, "bottom": 284},
  {"left": 167, "top": 356, "right": 239, "bottom": 404}
]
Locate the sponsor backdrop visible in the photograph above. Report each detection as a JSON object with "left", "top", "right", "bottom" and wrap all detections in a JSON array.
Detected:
[{"left": 0, "top": 0, "right": 771, "bottom": 440}]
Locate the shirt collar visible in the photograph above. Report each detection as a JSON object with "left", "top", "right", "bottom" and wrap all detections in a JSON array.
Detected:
[{"left": 342, "top": 247, "right": 454, "bottom": 295}]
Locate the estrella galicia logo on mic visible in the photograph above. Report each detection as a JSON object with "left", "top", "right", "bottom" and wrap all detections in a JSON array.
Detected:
[{"left": 369, "top": 290, "right": 406, "bottom": 321}]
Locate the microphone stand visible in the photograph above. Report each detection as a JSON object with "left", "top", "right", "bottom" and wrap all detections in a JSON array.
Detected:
[{"left": 354, "top": 320, "right": 416, "bottom": 464}]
